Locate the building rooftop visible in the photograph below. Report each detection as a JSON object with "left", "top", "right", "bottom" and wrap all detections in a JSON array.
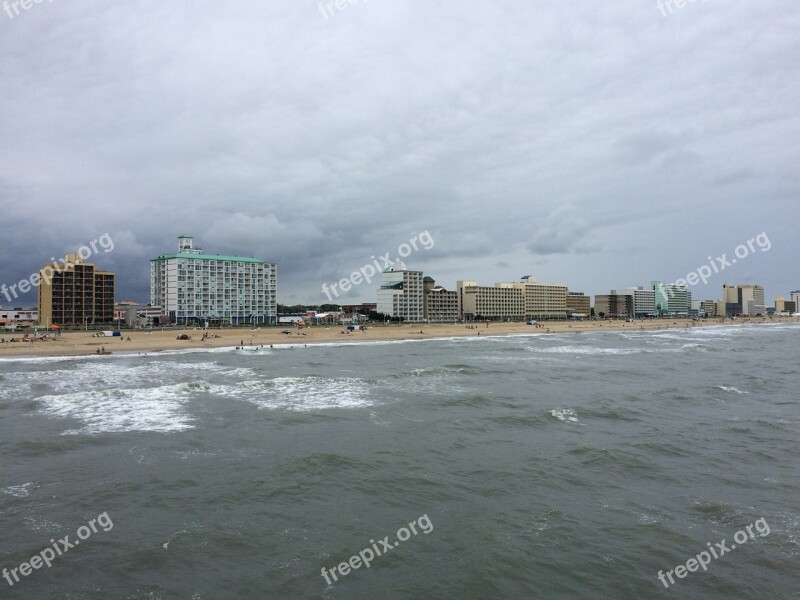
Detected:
[{"left": 151, "top": 253, "right": 266, "bottom": 264}]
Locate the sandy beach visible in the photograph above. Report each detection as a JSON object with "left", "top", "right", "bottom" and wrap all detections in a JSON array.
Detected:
[{"left": 0, "top": 317, "right": 793, "bottom": 359}]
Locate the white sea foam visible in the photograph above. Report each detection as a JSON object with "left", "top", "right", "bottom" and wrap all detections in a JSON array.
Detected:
[
  {"left": 550, "top": 408, "right": 579, "bottom": 423},
  {"left": 207, "top": 377, "right": 373, "bottom": 411},
  {"left": 715, "top": 385, "right": 749, "bottom": 394},
  {"left": 35, "top": 383, "right": 199, "bottom": 434},
  {"left": 531, "top": 346, "right": 640, "bottom": 355},
  {"left": 2, "top": 482, "right": 35, "bottom": 497},
  {"left": 5, "top": 361, "right": 255, "bottom": 396}
]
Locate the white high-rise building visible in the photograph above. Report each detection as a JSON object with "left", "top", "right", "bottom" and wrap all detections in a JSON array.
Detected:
[
  {"left": 150, "top": 236, "right": 277, "bottom": 325},
  {"left": 377, "top": 261, "right": 424, "bottom": 322},
  {"left": 620, "top": 287, "right": 657, "bottom": 317}
]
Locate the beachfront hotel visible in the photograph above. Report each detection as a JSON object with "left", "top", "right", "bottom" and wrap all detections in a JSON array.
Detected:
[
  {"left": 37, "top": 253, "right": 115, "bottom": 327},
  {"left": 595, "top": 291, "right": 634, "bottom": 319},
  {"left": 423, "top": 277, "right": 459, "bottom": 322},
  {"left": 566, "top": 292, "right": 591, "bottom": 318},
  {"left": 508, "top": 276, "right": 569, "bottom": 320},
  {"left": 620, "top": 287, "right": 657, "bottom": 318},
  {"left": 774, "top": 297, "right": 796, "bottom": 315},
  {"left": 150, "top": 236, "right": 277, "bottom": 326},
  {"left": 455, "top": 276, "right": 570, "bottom": 321},
  {"left": 722, "top": 284, "right": 765, "bottom": 317},
  {"left": 377, "top": 261, "right": 424, "bottom": 322},
  {"left": 791, "top": 291, "right": 800, "bottom": 308},
  {"left": 456, "top": 281, "right": 525, "bottom": 321},
  {"left": 652, "top": 280, "right": 690, "bottom": 317}
]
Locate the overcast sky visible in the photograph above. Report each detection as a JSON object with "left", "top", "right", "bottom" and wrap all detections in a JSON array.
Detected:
[{"left": 1, "top": 0, "right": 798, "bottom": 306}]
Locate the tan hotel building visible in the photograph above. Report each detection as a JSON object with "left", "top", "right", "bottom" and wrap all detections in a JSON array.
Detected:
[
  {"left": 508, "top": 276, "right": 568, "bottom": 320},
  {"left": 38, "top": 253, "right": 115, "bottom": 327},
  {"left": 457, "top": 281, "right": 525, "bottom": 321},
  {"left": 567, "top": 292, "right": 591, "bottom": 317},
  {"left": 457, "top": 276, "right": 569, "bottom": 321}
]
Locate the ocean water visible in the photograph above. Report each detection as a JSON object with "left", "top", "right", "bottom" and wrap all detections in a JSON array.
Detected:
[{"left": 1, "top": 324, "right": 798, "bottom": 599}]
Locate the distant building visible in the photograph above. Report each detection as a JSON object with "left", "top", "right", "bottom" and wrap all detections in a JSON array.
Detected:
[
  {"left": 150, "top": 236, "right": 277, "bottom": 326},
  {"left": 652, "top": 280, "right": 689, "bottom": 316},
  {"left": 566, "top": 292, "right": 591, "bottom": 318},
  {"left": 0, "top": 308, "right": 38, "bottom": 330},
  {"left": 595, "top": 291, "right": 634, "bottom": 319},
  {"left": 723, "top": 284, "right": 765, "bottom": 317},
  {"left": 38, "top": 253, "right": 115, "bottom": 327},
  {"left": 788, "top": 290, "right": 800, "bottom": 312},
  {"left": 341, "top": 303, "right": 377, "bottom": 321},
  {"left": 423, "top": 277, "right": 458, "bottom": 322},
  {"left": 114, "top": 302, "right": 166, "bottom": 327},
  {"left": 700, "top": 300, "right": 719, "bottom": 317},
  {"left": 620, "top": 287, "right": 657, "bottom": 318},
  {"left": 377, "top": 261, "right": 424, "bottom": 322},
  {"left": 456, "top": 281, "right": 524, "bottom": 321},
  {"left": 773, "top": 297, "right": 796, "bottom": 316}
]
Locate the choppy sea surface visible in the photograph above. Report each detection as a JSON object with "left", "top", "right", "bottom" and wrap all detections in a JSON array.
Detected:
[{"left": 1, "top": 324, "right": 798, "bottom": 599}]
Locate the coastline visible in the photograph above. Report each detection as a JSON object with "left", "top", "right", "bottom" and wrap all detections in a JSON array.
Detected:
[{"left": 0, "top": 317, "right": 795, "bottom": 360}]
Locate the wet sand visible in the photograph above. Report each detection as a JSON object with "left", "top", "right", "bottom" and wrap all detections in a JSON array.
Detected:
[{"left": 0, "top": 317, "right": 791, "bottom": 359}]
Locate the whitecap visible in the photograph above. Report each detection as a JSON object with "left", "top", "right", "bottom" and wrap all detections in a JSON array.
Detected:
[
  {"left": 207, "top": 377, "right": 373, "bottom": 411},
  {"left": 715, "top": 385, "right": 749, "bottom": 394},
  {"left": 550, "top": 408, "right": 579, "bottom": 423},
  {"left": 2, "top": 482, "right": 35, "bottom": 497},
  {"left": 36, "top": 382, "right": 199, "bottom": 434}
]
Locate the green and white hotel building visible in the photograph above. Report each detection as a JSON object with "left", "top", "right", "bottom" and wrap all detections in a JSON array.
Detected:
[{"left": 150, "top": 236, "right": 277, "bottom": 325}]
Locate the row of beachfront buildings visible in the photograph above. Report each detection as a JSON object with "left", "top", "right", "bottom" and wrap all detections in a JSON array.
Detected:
[
  {"left": 376, "top": 261, "right": 796, "bottom": 323},
  {"left": 4, "top": 236, "right": 278, "bottom": 328},
  {"left": 2, "top": 235, "right": 796, "bottom": 329}
]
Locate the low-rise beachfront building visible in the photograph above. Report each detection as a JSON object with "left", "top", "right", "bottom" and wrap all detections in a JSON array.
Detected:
[
  {"left": 150, "top": 236, "right": 277, "bottom": 326},
  {"left": 456, "top": 281, "right": 524, "bottom": 321},
  {"left": 594, "top": 291, "right": 634, "bottom": 319},
  {"left": 38, "top": 253, "right": 115, "bottom": 327},
  {"left": 114, "top": 302, "right": 166, "bottom": 327},
  {"left": 620, "top": 287, "right": 657, "bottom": 318},
  {"left": 377, "top": 261, "right": 424, "bottom": 322},
  {"left": 0, "top": 308, "right": 38, "bottom": 330},
  {"left": 423, "top": 277, "right": 458, "bottom": 322}
]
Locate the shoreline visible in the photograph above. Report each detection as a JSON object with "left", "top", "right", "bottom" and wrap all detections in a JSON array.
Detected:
[{"left": 0, "top": 317, "right": 796, "bottom": 360}]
